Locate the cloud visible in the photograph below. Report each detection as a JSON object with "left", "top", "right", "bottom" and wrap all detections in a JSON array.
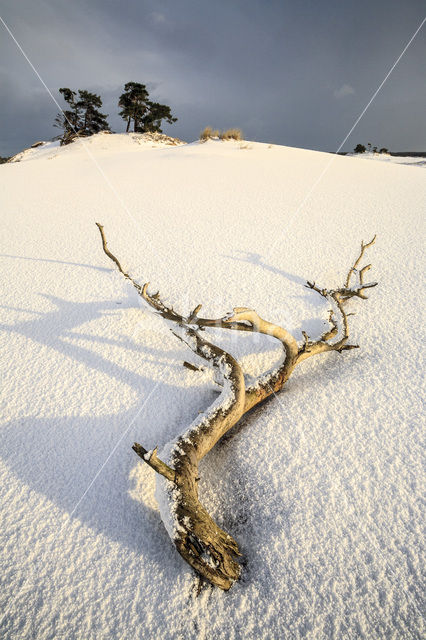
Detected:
[
  {"left": 333, "top": 83, "right": 355, "bottom": 99},
  {"left": 151, "top": 12, "right": 166, "bottom": 24},
  {"left": 1, "top": 0, "right": 425, "bottom": 155}
]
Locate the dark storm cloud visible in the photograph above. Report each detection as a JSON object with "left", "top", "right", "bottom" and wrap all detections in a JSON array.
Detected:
[{"left": 0, "top": 0, "right": 425, "bottom": 156}]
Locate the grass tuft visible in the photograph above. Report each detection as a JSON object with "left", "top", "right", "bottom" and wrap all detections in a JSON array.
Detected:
[
  {"left": 199, "top": 127, "right": 243, "bottom": 142},
  {"left": 219, "top": 128, "right": 243, "bottom": 141},
  {"left": 200, "top": 126, "right": 220, "bottom": 141}
]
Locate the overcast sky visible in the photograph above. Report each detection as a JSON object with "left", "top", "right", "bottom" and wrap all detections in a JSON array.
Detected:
[{"left": 0, "top": 0, "right": 425, "bottom": 156}]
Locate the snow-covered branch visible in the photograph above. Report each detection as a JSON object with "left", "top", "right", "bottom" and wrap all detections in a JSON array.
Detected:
[{"left": 96, "top": 223, "right": 377, "bottom": 590}]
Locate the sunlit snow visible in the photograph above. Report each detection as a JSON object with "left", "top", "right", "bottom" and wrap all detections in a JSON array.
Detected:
[{"left": 1, "top": 132, "right": 424, "bottom": 639}]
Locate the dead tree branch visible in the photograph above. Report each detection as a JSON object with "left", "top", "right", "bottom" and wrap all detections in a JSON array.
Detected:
[{"left": 95, "top": 223, "right": 377, "bottom": 590}]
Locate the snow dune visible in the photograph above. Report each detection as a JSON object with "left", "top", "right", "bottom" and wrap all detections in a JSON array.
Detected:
[{"left": 1, "top": 133, "right": 425, "bottom": 639}]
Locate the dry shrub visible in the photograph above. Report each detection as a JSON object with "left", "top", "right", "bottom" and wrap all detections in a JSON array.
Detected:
[
  {"left": 199, "top": 126, "right": 219, "bottom": 141},
  {"left": 219, "top": 128, "right": 243, "bottom": 141},
  {"left": 200, "top": 127, "right": 243, "bottom": 142}
]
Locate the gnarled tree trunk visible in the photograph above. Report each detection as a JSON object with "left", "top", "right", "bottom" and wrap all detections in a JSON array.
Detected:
[{"left": 96, "top": 223, "right": 377, "bottom": 590}]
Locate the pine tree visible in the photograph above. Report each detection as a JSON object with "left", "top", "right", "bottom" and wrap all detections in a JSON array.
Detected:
[
  {"left": 54, "top": 88, "right": 110, "bottom": 145},
  {"left": 354, "top": 143, "right": 366, "bottom": 154},
  {"left": 77, "top": 90, "right": 110, "bottom": 135},
  {"left": 118, "top": 82, "right": 149, "bottom": 132},
  {"left": 143, "top": 102, "right": 177, "bottom": 133},
  {"left": 54, "top": 88, "right": 81, "bottom": 143},
  {"left": 118, "top": 82, "right": 177, "bottom": 133}
]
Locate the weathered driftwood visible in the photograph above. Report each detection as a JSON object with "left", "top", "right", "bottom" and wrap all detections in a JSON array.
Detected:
[{"left": 96, "top": 223, "right": 377, "bottom": 590}]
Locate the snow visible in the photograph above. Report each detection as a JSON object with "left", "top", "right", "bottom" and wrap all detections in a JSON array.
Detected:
[
  {"left": 0, "top": 132, "right": 425, "bottom": 639},
  {"left": 7, "top": 131, "right": 185, "bottom": 163},
  {"left": 347, "top": 151, "right": 426, "bottom": 168}
]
